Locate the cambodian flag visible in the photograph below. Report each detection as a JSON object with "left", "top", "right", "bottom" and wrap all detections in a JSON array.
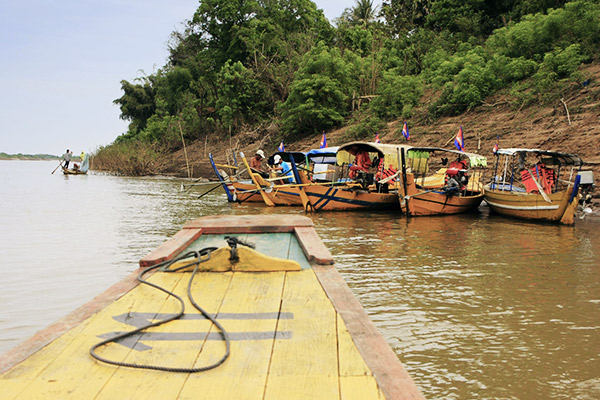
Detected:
[
  {"left": 320, "top": 132, "right": 327, "bottom": 148},
  {"left": 374, "top": 133, "right": 381, "bottom": 143},
  {"left": 278, "top": 141, "right": 285, "bottom": 152},
  {"left": 454, "top": 126, "right": 465, "bottom": 151},
  {"left": 402, "top": 121, "right": 410, "bottom": 141}
]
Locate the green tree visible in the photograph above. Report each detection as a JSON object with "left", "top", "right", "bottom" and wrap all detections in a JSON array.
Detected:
[
  {"left": 280, "top": 42, "right": 358, "bottom": 137},
  {"left": 216, "top": 60, "right": 270, "bottom": 132},
  {"left": 113, "top": 77, "right": 156, "bottom": 138}
]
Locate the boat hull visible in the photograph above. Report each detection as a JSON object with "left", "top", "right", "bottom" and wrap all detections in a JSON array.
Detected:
[
  {"left": 62, "top": 168, "right": 87, "bottom": 175},
  {"left": 484, "top": 185, "right": 577, "bottom": 224},
  {"left": 230, "top": 180, "right": 263, "bottom": 202},
  {"left": 304, "top": 184, "right": 399, "bottom": 211},
  {"left": 401, "top": 191, "right": 484, "bottom": 216},
  {"left": 0, "top": 215, "right": 423, "bottom": 400}
]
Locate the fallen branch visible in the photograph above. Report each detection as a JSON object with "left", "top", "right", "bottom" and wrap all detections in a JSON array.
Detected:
[{"left": 560, "top": 98, "right": 572, "bottom": 125}]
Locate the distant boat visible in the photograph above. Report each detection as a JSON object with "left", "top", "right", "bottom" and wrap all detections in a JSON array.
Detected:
[
  {"left": 483, "top": 148, "right": 584, "bottom": 224},
  {"left": 398, "top": 147, "right": 487, "bottom": 216},
  {"left": 62, "top": 167, "right": 87, "bottom": 175},
  {"left": 62, "top": 153, "right": 89, "bottom": 175}
]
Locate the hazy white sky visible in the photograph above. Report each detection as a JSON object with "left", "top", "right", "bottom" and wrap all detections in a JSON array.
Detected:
[{"left": 0, "top": 0, "right": 380, "bottom": 156}]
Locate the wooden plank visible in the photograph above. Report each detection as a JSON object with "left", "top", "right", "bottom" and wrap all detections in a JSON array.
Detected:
[
  {"left": 183, "top": 215, "right": 313, "bottom": 233},
  {"left": 337, "top": 313, "right": 371, "bottom": 376},
  {"left": 340, "top": 376, "right": 384, "bottom": 400},
  {"left": 140, "top": 228, "right": 203, "bottom": 267},
  {"left": 294, "top": 226, "right": 334, "bottom": 265},
  {"left": 96, "top": 272, "right": 234, "bottom": 400},
  {"left": 178, "top": 271, "right": 286, "bottom": 399},
  {"left": 313, "top": 265, "right": 424, "bottom": 400},
  {"left": 286, "top": 232, "right": 313, "bottom": 270},
  {"left": 264, "top": 270, "right": 339, "bottom": 399},
  {"left": 10, "top": 272, "right": 186, "bottom": 399},
  {"left": 0, "top": 266, "right": 145, "bottom": 375}
]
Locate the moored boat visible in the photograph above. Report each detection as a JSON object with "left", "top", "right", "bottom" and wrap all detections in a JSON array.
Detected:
[
  {"left": 301, "top": 142, "right": 410, "bottom": 211},
  {"left": 209, "top": 153, "right": 263, "bottom": 202},
  {"left": 483, "top": 148, "right": 584, "bottom": 224},
  {"left": 398, "top": 147, "right": 487, "bottom": 216},
  {"left": 0, "top": 215, "right": 423, "bottom": 399}
]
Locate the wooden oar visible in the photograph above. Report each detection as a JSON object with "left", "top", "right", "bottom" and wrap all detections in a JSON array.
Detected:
[
  {"left": 526, "top": 168, "right": 552, "bottom": 203},
  {"left": 51, "top": 161, "right": 63, "bottom": 174},
  {"left": 239, "top": 152, "right": 275, "bottom": 206},
  {"left": 197, "top": 183, "right": 223, "bottom": 199}
]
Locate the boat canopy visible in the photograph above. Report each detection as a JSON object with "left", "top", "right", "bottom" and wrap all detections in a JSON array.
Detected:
[
  {"left": 306, "top": 147, "right": 339, "bottom": 164},
  {"left": 407, "top": 147, "right": 488, "bottom": 168},
  {"left": 267, "top": 151, "right": 307, "bottom": 166},
  {"left": 494, "top": 148, "right": 584, "bottom": 166},
  {"left": 336, "top": 141, "right": 412, "bottom": 170}
]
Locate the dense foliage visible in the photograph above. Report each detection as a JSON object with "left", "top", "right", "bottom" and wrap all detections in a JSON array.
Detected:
[{"left": 109, "top": 0, "right": 598, "bottom": 152}]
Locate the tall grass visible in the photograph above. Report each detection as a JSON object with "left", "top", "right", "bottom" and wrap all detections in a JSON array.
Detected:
[{"left": 92, "top": 141, "right": 170, "bottom": 176}]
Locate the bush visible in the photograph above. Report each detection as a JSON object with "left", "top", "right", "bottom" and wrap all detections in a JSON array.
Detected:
[{"left": 92, "top": 141, "right": 170, "bottom": 176}]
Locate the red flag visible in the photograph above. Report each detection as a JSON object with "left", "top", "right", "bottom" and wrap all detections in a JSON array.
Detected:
[
  {"left": 374, "top": 133, "right": 381, "bottom": 143},
  {"left": 320, "top": 132, "right": 327, "bottom": 148}
]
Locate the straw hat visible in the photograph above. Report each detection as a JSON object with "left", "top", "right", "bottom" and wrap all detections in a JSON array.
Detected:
[{"left": 256, "top": 149, "right": 265, "bottom": 158}]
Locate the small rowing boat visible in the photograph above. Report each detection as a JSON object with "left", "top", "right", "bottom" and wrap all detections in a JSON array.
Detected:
[{"left": 483, "top": 148, "right": 584, "bottom": 224}]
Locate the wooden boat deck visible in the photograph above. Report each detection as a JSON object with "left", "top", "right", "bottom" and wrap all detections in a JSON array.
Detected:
[{"left": 0, "top": 215, "right": 423, "bottom": 399}]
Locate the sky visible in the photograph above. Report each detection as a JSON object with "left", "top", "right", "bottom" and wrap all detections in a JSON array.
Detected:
[{"left": 0, "top": 0, "right": 381, "bottom": 156}]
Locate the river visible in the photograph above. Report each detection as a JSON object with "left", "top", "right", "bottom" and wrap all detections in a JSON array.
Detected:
[{"left": 1, "top": 160, "right": 598, "bottom": 399}]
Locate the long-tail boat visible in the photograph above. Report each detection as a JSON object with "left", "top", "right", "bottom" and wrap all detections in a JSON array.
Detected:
[
  {"left": 301, "top": 142, "right": 410, "bottom": 211},
  {"left": 483, "top": 148, "right": 584, "bottom": 224},
  {"left": 0, "top": 215, "right": 424, "bottom": 400},
  {"left": 209, "top": 153, "right": 263, "bottom": 202},
  {"left": 398, "top": 147, "right": 487, "bottom": 216},
  {"left": 239, "top": 151, "right": 309, "bottom": 207}
]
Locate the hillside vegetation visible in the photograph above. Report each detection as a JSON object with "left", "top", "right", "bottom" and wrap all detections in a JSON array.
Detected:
[{"left": 92, "top": 0, "right": 600, "bottom": 187}]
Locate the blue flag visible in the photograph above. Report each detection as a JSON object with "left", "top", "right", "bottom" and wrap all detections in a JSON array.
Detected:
[
  {"left": 374, "top": 133, "right": 381, "bottom": 143},
  {"left": 320, "top": 132, "right": 327, "bottom": 148},
  {"left": 402, "top": 121, "right": 410, "bottom": 141},
  {"left": 278, "top": 141, "right": 285, "bottom": 152}
]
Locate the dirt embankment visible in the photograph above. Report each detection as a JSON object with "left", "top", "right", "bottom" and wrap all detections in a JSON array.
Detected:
[{"left": 171, "top": 64, "right": 600, "bottom": 204}]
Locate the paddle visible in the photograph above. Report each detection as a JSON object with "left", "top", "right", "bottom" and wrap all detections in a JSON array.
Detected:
[
  {"left": 526, "top": 168, "right": 552, "bottom": 203},
  {"left": 197, "top": 183, "right": 223, "bottom": 199},
  {"left": 51, "top": 161, "right": 63, "bottom": 174}
]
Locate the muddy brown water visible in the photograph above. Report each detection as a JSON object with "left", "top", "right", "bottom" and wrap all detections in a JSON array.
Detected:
[{"left": 1, "top": 160, "right": 598, "bottom": 399}]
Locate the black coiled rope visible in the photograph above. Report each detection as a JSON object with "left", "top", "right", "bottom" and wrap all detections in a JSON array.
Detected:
[{"left": 90, "top": 247, "right": 231, "bottom": 372}]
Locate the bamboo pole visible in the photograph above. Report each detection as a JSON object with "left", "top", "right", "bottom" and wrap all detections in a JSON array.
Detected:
[{"left": 178, "top": 121, "right": 191, "bottom": 178}]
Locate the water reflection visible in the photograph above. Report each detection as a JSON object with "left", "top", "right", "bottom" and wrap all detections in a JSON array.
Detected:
[{"left": 0, "top": 160, "right": 599, "bottom": 399}]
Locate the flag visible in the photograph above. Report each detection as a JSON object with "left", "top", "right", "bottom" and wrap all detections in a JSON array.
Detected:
[
  {"left": 402, "top": 121, "right": 410, "bottom": 141},
  {"left": 278, "top": 141, "right": 285, "bottom": 152},
  {"left": 374, "top": 133, "right": 381, "bottom": 143},
  {"left": 454, "top": 126, "right": 465, "bottom": 151},
  {"left": 320, "top": 132, "right": 327, "bottom": 148},
  {"left": 492, "top": 135, "right": 499, "bottom": 154}
]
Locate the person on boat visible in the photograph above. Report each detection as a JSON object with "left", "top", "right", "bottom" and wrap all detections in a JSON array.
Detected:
[
  {"left": 62, "top": 149, "right": 72, "bottom": 169},
  {"left": 250, "top": 150, "right": 268, "bottom": 178},
  {"left": 272, "top": 154, "right": 294, "bottom": 183},
  {"left": 347, "top": 145, "right": 372, "bottom": 179}
]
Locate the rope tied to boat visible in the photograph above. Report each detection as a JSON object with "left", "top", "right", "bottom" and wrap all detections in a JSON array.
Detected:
[{"left": 89, "top": 246, "right": 231, "bottom": 373}]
